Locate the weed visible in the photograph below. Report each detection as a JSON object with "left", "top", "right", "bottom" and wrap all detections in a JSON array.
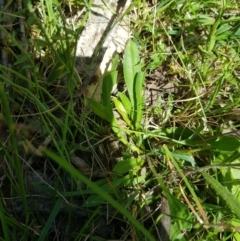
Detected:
[{"left": 1, "top": 0, "right": 240, "bottom": 240}]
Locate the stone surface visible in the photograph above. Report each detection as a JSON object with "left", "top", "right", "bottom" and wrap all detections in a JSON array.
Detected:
[{"left": 75, "top": 0, "right": 131, "bottom": 102}]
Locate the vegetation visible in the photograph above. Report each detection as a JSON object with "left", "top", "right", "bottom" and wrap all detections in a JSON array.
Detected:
[{"left": 1, "top": 0, "right": 240, "bottom": 240}]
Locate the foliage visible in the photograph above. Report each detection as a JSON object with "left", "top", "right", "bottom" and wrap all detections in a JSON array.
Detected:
[
  {"left": 88, "top": 39, "right": 145, "bottom": 153},
  {"left": 1, "top": 0, "right": 240, "bottom": 240}
]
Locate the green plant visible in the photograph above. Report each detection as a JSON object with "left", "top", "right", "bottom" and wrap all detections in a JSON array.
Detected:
[
  {"left": 88, "top": 39, "right": 145, "bottom": 153},
  {"left": 2, "top": 0, "right": 240, "bottom": 240},
  {"left": 43, "top": 149, "right": 155, "bottom": 241}
]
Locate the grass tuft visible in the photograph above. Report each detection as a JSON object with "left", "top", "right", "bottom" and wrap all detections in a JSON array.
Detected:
[{"left": 1, "top": 0, "right": 240, "bottom": 240}]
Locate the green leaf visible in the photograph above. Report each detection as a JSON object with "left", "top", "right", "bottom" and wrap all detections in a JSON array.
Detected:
[
  {"left": 38, "top": 198, "right": 64, "bottom": 241},
  {"left": 13, "top": 55, "right": 30, "bottom": 65},
  {"left": 122, "top": 39, "right": 141, "bottom": 107},
  {"left": 83, "top": 176, "right": 131, "bottom": 207},
  {"left": 163, "top": 145, "right": 205, "bottom": 222},
  {"left": 231, "top": 218, "right": 240, "bottom": 240},
  {"left": 208, "top": 136, "right": 240, "bottom": 152},
  {"left": 133, "top": 71, "right": 145, "bottom": 130},
  {"left": 172, "top": 152, "right": 196, "bottom": 166},
  {"left": 118, "top": 92, "right": 132, "bottom": 116},
  {"left": 0, "top": 199, "right": 10, "bottom": 240},
  {"left": 32, "top": 38, "right": 50, "bottom": 47},
  {"left": 44, "top": 150, "right": 155, "bottom": 241},
  {"left": 186, "top": 15, "right": 215, "bottom": 25},
  {"left": 110, "top": 54, "right": 119, "bottom": 71},
  {"left": 219, "top": 160, "right": 240, "bottom": 199},
  {"left": 101, "top": 71, "right": 117, "bottom": 120},
  {"left": 202, "top": 171, "right": 240, "bottom": 219},
  {"left": 47, "top": 61, "right": 68, "bottom": 83},
  {"left": 87, "top": 99, "right": 109, "bottom": 121},
  {"left": 113, "top": 97, "right": 133, "bottom": 128},
  {"left": 83, "top": 194, "right": 104, "bottom": 207},
  {"left": 165, "top": 191, "right": 190, "bottom": 221},
  {"left": 102, "top": 71, "right": 117, "bottom": 108},
  {"left": 113, "top": 158, "right": 144, "bottom": 174},
  {"left": 215, "top": 23, "right": 232, "bottom": 38},
  {"left": 111, "top": 117, "right": 140, "bottom": 153},
  {"left": 147, "top": 153, "right": 191, "bottom": 240},
  {"left": 221, "top": 146, "right": 240, "bottom": 163}
]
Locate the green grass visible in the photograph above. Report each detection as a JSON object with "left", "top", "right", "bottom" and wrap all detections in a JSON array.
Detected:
[{"left": 1, "top": 0, "right": 240, "bottom": 240}]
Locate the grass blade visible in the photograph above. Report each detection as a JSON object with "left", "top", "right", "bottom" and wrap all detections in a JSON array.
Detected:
[
  {"left": 0, "top": 200, "right": 10, "bottom": 240},
  {"left": 38, "top": 197, "right": 64, "bottom": 241},
  {"left": 163, "top": 145, "right": 208, "bottom": 223},
  {"left": 43, "top": 149, "right": 154, "bottom": 240},
  {"left": 202, "top": 171, "right": 240, "bottom": 220}
]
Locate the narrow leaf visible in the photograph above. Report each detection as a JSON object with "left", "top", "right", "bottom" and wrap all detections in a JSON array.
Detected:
[
  {"left": 122, "top": 39, "right": 141, "bottom": 106},
  {"left": 110, "top": 54, "right": 119, "bottom": 71},
  {"left": 0, "top": 200, "right": 10, "bottom": 240},
  {"left": 222, "top": 146, "right": 240, "bottom": 163},
  {"left": 113, "top": 97, "right": 133, "bottom": 128},
  {"left": 163, "top": 145, "right": 208, "bottom": 222},
  {"left": 113, "top": 158, "right": 143, "bottom": 174},
  {"left": 38, "top": 198, "right": 64, "bottom": 241},
  {"left": 83, "top": 194, "right": 104, "bottom": 207},
  {"left": 43, "top": 150, "right": 154, "bottom": 241},
  {"left": 118, "top": 92, "right": 132, "bottom": 116},
  {"left": 202, "top": 171, "right": 240, "bottom": 219},
  {"left": 111, "top": 117, "right": 140, "bottom": 153},
  {"left": 134, "top": 71, "right": 145, "bottom": 130},
  {"left": 87, "top": 99, "right": 109, "bottom": 121},
  {"left": 102, "top": 70, "right": 117, "bottom": 108},
  {"left": 207, "top": 136, "right": 240, "bottom": 152}
]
